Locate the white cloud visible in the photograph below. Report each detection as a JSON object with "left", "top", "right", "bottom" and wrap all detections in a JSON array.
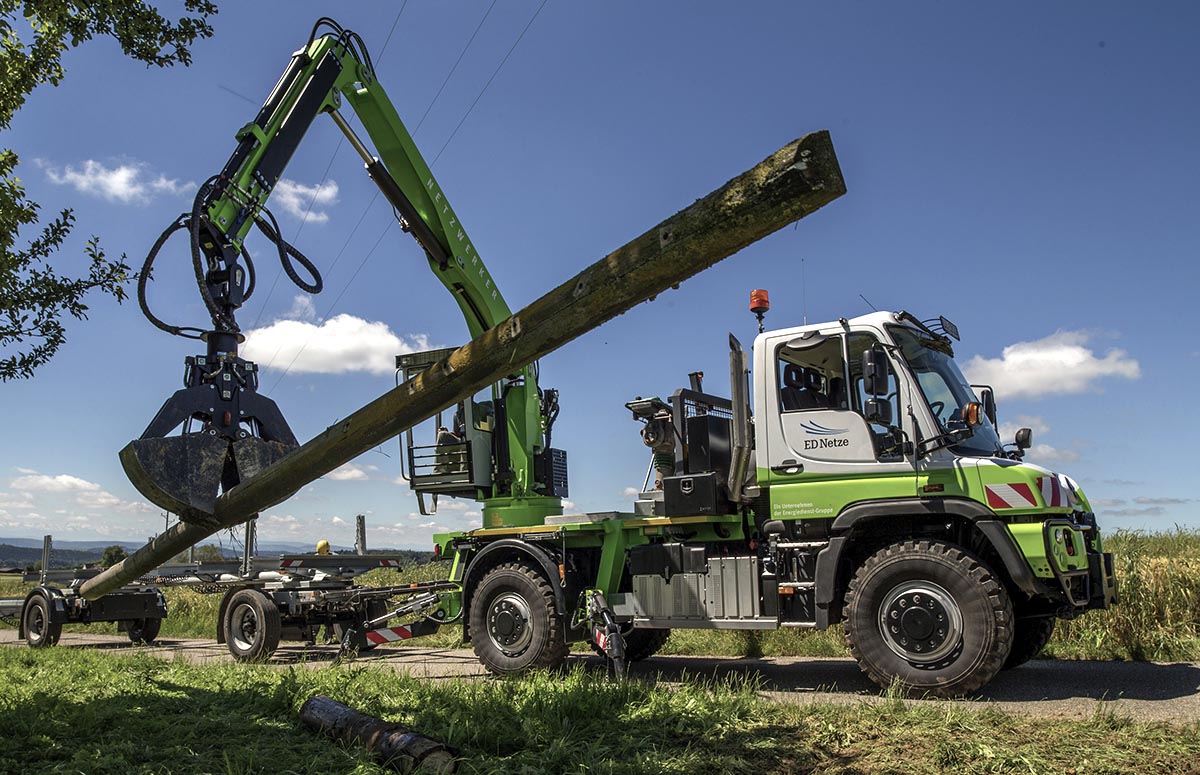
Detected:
[
  {"left": 272, "top": 178, "right": 339, "bottom": 223},
  {"left": 996, "top": 415, "right": 1080, "bottom": 464},
  {"left": 332, "top": 516, "right": 346, "bottom": 525},
  {"left": 325, "top": 462, "right": 372, "bottom": 481},
  {"left": 284, "top": 295, "right": 317, "bottom": 322},
  {"left": 1024, "top": 444, "right": 1080, "bottom": 464},
  {"left": 11, "top": 474, "right": 101, "bottom": 493},
  {"left": 40, "top": 158, "right": 193, "bottom": 204},
  {"left": 0, "top": 491, "right": 34, "bottom": 510},
  {"left": 82, "top": 490, "right": 156, "bottom": 514},
  {"left": 242, "top": 314, "right": 432, "bottom": 375},
  {"left": 622, "top": 486, "right": 640, "bottom": 498},
  {"left": 963, "top": 331, "right": 1139, "bottom": 400},
  {"left": 561, "top": 499, "right": 576, "bottom": 510}
]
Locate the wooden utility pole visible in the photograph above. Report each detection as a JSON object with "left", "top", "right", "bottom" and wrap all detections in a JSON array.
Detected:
[{"left": 81, "top": 130, "right": 844, "bottom": 600}]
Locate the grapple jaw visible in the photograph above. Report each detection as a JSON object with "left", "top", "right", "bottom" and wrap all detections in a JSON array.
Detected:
[
  {"left": 120, "top": 435, "right": 295, "bottom": 527},
  {"left": 122, "top": 348, "right": 300, "bottom": 526}
]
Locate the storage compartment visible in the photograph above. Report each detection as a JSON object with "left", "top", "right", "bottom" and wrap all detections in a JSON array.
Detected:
[
  {"left": 630, "top": 556, "right": 772, "bottom": 628},
  {"left": 663, "top": 471, "right": 728, "bottom": 516}
]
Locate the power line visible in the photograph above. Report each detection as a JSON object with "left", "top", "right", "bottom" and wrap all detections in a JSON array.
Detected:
[
  {"left": 253, "top": 1, "right": 408, "bottom": 352},
  {"left": 264, "top": 1, "right": 505, "bottom": 384},
  {"left": 431, "top": 0, "right": 550, "bottom": 166},
  {"left": 412, "top": 0, "right": 496, "bottom": 134}
]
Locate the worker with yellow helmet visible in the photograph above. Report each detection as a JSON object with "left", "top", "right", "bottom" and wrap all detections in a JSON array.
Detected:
[{"left": 316, "top": 539, "right": 331, "bottom": 555}]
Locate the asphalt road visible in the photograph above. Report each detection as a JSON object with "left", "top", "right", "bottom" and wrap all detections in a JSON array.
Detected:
[{"left": 4, "top": 629, "right": 1198, "bottom": 724}]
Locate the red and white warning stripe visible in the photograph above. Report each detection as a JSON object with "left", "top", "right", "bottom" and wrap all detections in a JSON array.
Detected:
[
  {"left": 364, "top": 625, "right": 416, "bottom": 645},
  {"left": 1037, "top": 476, "right": 1067, "bottom": 508},
  {"left": 985, "top": 482, "right": 1038, "bottom": 510}
]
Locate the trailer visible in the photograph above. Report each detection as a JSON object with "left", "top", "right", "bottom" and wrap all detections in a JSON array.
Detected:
[
  {"left": 0, "top": 536, "right": 167, "bottom": 647},
  {"left": 3, "top": 520, "right": 453, "bottom": 662},
  {"left": 147, "top": 541, "right": 455, "bottom": 662}
]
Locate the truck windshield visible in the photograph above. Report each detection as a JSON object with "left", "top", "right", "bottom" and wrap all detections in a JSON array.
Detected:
[{"left": 889, "top": 326, "right": 1003, "bottom": 457}]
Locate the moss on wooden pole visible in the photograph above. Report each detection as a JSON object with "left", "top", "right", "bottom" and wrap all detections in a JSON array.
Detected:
[{"left": 81, "top": 130, "right": 844, "bottom": 600}]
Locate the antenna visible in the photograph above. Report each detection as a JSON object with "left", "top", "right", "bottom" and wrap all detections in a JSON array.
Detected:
[
  {"left": 859, "top": 293, "right": 878, "bottom": 312},
  {"left": 801, "top": 256, "right": 808, "bottom": 325}
]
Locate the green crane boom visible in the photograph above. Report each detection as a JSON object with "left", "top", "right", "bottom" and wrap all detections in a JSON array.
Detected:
[{"left": 123, "top": 18, "right": 559, "bottom": 531}]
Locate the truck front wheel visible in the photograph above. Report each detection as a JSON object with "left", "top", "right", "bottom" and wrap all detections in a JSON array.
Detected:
[
  {"left": 469, "top": 561, "right": 567, "bottom": 674},
  {"left": 23, "top": 595, "right": 61, "bottom": 648},
  {"left": 844, "top": 540, "right": 1013, "bottom": 698},
  {"left": 223, "top": 589, "right": 281, "bottom": 662}
]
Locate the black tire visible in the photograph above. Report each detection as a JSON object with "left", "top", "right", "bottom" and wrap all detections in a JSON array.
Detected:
[
  {"left": 469, "top": 561, "right": 567, "bottom": 674},
  {"left": 23, "top": 595, "right": 61, "bottom": 648},
  {"left": 590, "top": 627, "right": 672, "bottom": 662},
  {"left": 1003, "top": 616, "right": 1055, "bottom": 669},
  {"left": 844, "top": 540, "right": 1013, "bottom": 698},
  {"left": 124, "top": 617, "right": 163, "bottom": 645},
  {"left": 223, "top": 589, "right": 281, "bottom": 662}
]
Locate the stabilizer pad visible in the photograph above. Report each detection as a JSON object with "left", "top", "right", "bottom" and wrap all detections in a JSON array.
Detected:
[{"left": 120, "top": 435, "right": 229, "bottom": 526}]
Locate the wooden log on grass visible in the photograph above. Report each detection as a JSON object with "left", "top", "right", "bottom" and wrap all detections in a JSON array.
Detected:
[
  {"left": 300, "top": 695, "right": 457, "bottom": 773},
  {"left": 81, "top": 130, "right": 845, "bottom": 600}
]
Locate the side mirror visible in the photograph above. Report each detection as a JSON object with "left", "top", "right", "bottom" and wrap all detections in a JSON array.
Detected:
[
  {"left": 865, "top": 398, "right": 893, "bottom": 426},
  {"left": 962, "top": 401, "right": 984, "bottom": 426},
  {"left": 979, "top": 388, "right": 997, "bottom": 427},
  {"left": 1015, "top": 427, "right": 1032, "bottom": 450},
  {"left": 862, "top": 349, "right": 889, "bottom": 397}
]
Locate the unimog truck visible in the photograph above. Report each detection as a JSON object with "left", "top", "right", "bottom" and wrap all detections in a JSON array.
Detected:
[
  {"left": 87, "top": 19, "right": 1114, "bottom": 697},
  {"left": 420, "top": 307, "right": 1116, "bottom": 696}
]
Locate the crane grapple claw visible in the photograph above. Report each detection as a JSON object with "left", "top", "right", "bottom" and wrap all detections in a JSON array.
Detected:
[{"left": 120, "top": 435, "right": 295, "bottom": 526}]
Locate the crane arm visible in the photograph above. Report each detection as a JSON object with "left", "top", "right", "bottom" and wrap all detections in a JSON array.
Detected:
[{"left": 125, "top": 19, "right": 558, "bottom": 527}]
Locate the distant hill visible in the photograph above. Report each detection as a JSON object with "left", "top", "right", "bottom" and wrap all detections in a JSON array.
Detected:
[
  {"left": 0, "top": 543, "right": 104, "bottom": 569},
  {"left": 0, "top": 538, "right": 433, "bottom": 569}
]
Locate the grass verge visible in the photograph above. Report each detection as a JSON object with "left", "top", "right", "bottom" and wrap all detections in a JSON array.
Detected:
[{"left": 1, "top": 648, "right": 1198, "bottom": 775}]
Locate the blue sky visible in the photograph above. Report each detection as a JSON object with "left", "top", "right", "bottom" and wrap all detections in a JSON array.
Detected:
[{"left": 2, "top": 2, "right": 1197, "bottom": 549}]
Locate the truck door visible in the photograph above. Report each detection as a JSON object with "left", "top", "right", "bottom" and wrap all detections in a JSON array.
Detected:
[{"left": 761, "top": 329, "right": 917, "bottom": 521}]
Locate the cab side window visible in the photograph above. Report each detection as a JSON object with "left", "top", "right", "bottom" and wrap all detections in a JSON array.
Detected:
[
  {"left": 847, "top": 333, "right": 903, "bottom": 461},
  {"left": 777, "top": 337, "right": 847, "bottom": 412}
]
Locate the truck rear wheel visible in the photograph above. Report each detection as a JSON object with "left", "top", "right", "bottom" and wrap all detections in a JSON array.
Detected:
[
  {"left": 1003, "top": 616, "right": 1055, "bottom": 669},
  {"left": 23, "top": 595, "right": 61, "bottom": 648},
  {"left": 844, "top": 540, "right": 1013, "bottom": 698},
  {"left": 124, "top": 617, "right": 162, "bottom": 645},
  {"left": 469, "top": 561, "right": 567, "bottom": 674},
  {"left": 223, "top": 589, "right": 281, "bottom": 662}
]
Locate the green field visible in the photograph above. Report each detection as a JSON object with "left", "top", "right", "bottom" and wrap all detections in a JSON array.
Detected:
[
  {"left": 3, "top": 529, "right": 1200, "bottom": 661},
  {"left": 2, "top": 648, "right": 1198, "bottom": 775}
]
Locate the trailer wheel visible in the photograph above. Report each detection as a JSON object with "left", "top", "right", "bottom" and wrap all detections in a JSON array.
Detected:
[
  {"left": 23, "top": 595, "right": 61, "bottom": 648},
  {"left": 590, "top": 627, "right": 672, "bottom": 661},
  {"left": 843, "top": 540, "right": 1013, "bottom": 698},
  {"left": 1003, "top": 616, "right": 1055, "bottom": 669},
  {"left": 223, "top": 589, "right": 281, "bottom": 662},
  {"left": 124, "top": 617, "right": 162, "bottom": 645},
  {"left": 469, "top": 561, "right": 567, "bottom": 674}
]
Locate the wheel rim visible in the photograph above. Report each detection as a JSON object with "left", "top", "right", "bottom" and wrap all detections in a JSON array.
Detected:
[
  {"left": 230, "top": 603, "right": 260, "bottom": 652},
  {"left": 487, "top": 592, "right": 533, "bottom": 656},
  {"left": 27, "top": 604, "right": 45, "bottom": 640},
  {"left": 878, "top": 580, "right": 963, "bottom": 665}
]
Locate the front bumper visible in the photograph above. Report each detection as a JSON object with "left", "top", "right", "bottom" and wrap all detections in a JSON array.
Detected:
[{"left": 1043, "top": 517, "right": 1117, "bottom": 610}]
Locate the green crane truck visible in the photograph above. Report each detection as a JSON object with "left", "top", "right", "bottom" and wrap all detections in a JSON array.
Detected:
[{"left": 106, "top": 18, "right": 1114, "bottom": 697}]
